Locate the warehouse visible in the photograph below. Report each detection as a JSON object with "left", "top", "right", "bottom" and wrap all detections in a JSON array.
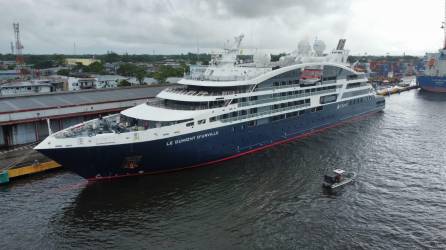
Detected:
[{"left": 0, "top": 85, "right": 166, "bottom": 147}]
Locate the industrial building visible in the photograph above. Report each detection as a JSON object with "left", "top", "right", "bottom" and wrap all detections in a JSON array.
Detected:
[
  {"left": 0, "top": 79, "right": 66, "bottom": 96},
  {"left": 65, "top": 58, "right": 101, "bottom": 66},
  {"left": 0, "top": 85, "right": 166, "bottom": 147}
]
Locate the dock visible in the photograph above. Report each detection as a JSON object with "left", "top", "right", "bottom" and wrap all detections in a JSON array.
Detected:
[
  {"left": 0, "top": 160, "right": 61, "bottom": 184},
  {"left": 0, "top": 146, "right": 61, "bottom": 184},
  {"left": 376, "top": 85, "right": 419, "bottom": 96}
]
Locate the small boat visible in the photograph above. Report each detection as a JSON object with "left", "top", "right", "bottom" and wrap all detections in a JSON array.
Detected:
[{"left": 322, "top": 169, "right": 356, "bottom": 189}]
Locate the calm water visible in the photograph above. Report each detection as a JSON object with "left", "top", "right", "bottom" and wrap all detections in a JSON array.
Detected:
[{"left": 1, "top": 90, "right": 446, "bottom": 249}]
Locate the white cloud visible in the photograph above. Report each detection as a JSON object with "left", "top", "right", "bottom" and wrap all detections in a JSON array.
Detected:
[{"left": 0, "top": 0, "right": 443, "bottom": 55}]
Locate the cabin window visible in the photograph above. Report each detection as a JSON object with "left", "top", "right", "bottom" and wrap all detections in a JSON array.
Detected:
[
  {"left": 320, "top": 94, "right": 338, "bottom": 104},
  {"left": 198, "top": 119, "right": 206, "bottom": 125},
  {"left": 286, "top": 112, "right": 299, "bottom": 118},
  {"left": 316, "top": 106, "right": 324, "bottom": 112},
  {"left": 247, "top": 120, "right": 257, "bottom": 127},
  {"left": 210, "top": 117, "right": 217, "bottom": 122},
  {"left": 347, "top": 82, "right": 361, "bottom": 89},
  {"left": 186, "top": 122, "right": 194, "bottom": 127}
]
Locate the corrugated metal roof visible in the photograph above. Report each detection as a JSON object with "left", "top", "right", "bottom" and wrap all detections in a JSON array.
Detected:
[{"left": 0, "top": 86, "right": 167, "bottom": 113}]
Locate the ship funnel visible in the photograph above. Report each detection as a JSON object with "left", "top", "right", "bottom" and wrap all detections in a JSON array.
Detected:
[{"left": 336, "top": 39, "right": 347, "bottom": 50}]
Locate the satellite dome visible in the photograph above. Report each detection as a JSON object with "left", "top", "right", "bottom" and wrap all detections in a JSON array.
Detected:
[
  {"left": 254, "top": 52, "right": 271, "bottom": 66},
  {"left": 313, "top": 39, "right": 326, "bottom": 56},
  {"left": 298, "top": 40, "right": 311, "bottom": 55}
]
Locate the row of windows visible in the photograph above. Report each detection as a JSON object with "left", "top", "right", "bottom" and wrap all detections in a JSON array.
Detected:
[
  {"left": 186, "top": 96, "right": 374, "bottom": 128},
  {"left": 347, "top": 96, "right": 373, "bottom": 105},
  {"left": 235, "top": 96, "right": 376, "bottom": 128},
  {"left": 238, "top": 85, "right": 338, "bottom": 105},
  {"left": 262, "top": 78, "right": 341, "bottom": 90},
  {"left": 210, "top": 99, "right": 311, "bottom": 123},
  {"left": 273, "top": 99, "right": 310, "bottom": 109},
  {"left": 264, "top": 105, "right": 324, "bottom": 124},
  {"left": 342, "top": 89, "right": 372, "bottom": 99},
  {"left": 346, "top": 82, "right": 368, "bottom": 89}
]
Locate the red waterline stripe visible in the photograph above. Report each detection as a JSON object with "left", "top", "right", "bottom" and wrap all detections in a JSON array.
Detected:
[{"left": 87, "top": 110, "right": 382, "bottom": 182}]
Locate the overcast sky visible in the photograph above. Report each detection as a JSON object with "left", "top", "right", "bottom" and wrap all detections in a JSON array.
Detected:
[{"left": 0, "top": 0, "right": 444, "bottom": 55}]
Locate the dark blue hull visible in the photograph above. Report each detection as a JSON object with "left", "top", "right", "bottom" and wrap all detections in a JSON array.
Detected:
[
  {"left": 37, "top": 97, "right": 385, "bottom": 180},
  {"left": 417, "top": 76, "right": 446, "bottom": 93}
]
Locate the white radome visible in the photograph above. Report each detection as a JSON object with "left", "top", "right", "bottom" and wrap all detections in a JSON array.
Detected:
[{"left": 313, "top": 40, "right": 326, "bottom": 56}]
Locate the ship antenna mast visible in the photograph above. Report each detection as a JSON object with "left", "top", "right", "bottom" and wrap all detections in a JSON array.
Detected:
[{"left": 443, "top": 0, "right": 446, "bottom": 49}]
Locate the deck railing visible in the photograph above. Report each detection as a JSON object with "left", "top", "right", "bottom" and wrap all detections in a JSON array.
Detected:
[
  {"left": 239, "top": 89, "right": 336, "bottom": 107},
  {"left": 221, "top": 103, "right": 311, "bottom": 123}
]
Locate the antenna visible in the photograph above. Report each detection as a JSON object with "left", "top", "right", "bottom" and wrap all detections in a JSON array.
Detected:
[
  {"left": 73, "top": 42, "right": 77, "bottom": 55},
  {"left": 10, "top": 41, "right": 14, "bottom": 54},
  {"left": 444, "top": 0, "right": 446, "bottom": 49},
  {"left": 13, "top": 23, "right": 25, "bottom": 78},
  {"left": 196, "top": 38, "right": 200, "bottom": 62}
]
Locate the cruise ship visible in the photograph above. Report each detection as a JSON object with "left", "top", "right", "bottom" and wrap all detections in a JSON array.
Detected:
[
  {"left": 417, "top": 0, "right": 446, "bottom": 92},
  {"left": 35, "top": 36, "right": 385, "bottom": 180}
]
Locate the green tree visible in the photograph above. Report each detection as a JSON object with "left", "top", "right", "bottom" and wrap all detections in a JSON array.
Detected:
[
  {"left": 118, "top": 79, "right": 131, "bottom": 87},
  {"left": 57, "top": 69, "right": 70, "bottom": 76},
  {"left": 135, "top": 67, "right": 146, "bottom": 85},
  {"left": 86, "top": 61, "right": 105, "bottom": 74},
  {"left": 54, "top": 54, "right": 66, "bottom": 66},
  {"left": 34, "top": 60, "right": 54, "bottom": 69},
  {"left": 117, "top": 63, "right": 147, "bottom": 84},
  {"left": 103, "top": 51, "right": 121, "bottom": 63},
  {"left": 153, "top": 71, "right": 166, "bottom": 83},
  {"left": 73, "top": 62, "right": 86, "bottom": 72},
  {"left": 117, "top": 63, "right": 138, "bottom": 76}
]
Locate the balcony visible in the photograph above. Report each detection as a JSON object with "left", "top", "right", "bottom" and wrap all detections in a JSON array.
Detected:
[
  {"left": 239, "top": 88, "right": 336, "bottom": 107},
  {"left": 221, "top": 103, "right": 311, "bottom": 123}
]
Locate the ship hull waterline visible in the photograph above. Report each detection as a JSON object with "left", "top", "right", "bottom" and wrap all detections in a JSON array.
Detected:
[{"left": 417, "top": 76, "right": 446, "bottom": 93}]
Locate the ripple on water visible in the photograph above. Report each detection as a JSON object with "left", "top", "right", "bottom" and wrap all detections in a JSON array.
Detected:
[{"left": 1, "top": 91, "right": 446, "bottom": 249}]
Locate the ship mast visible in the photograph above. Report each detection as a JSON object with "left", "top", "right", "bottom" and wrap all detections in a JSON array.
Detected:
[{"left": 444, "top": 0, "right": 446, "bottom": 49}]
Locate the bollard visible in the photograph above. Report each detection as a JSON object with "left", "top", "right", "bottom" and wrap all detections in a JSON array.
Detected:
[{"left": 0, "top": 170, "right": 10, "bottom": 184}]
